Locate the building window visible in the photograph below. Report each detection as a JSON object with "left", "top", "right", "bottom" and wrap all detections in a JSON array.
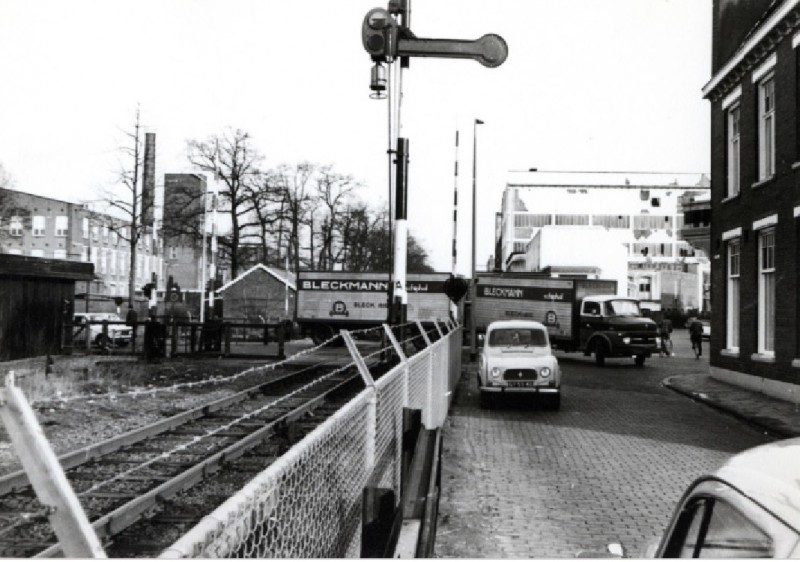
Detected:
[
  {"left": 727, "top": 104, "right": 740, "bottom": 197},
  {"left": 758, "top": 228, "right": 775, "bottom": 354},
  {"left": 30, "top": 249, "right": 44, "bottom": 258},
  {"left": 9, "top": 216, "right": 23, "bottom": 237},
  {"left": 7, "top": 248, "right": 22, "bottom": 255},
  {"left": 111, "top": 230, "right": 118, "bottom": 245},
  {"left": 32, "top": 216, "right": 46, "bottom": 237},
  {"left": 592, "top": 215, "right": 630, "bottom": 229},
  {"left": 109, "top": 249, "right": 117, "bottom": 274},
  {"left": 102, "top": 224, "right": 109, "bottom": 242},
  {"left": 53, "top": 249, "right": 67, "bottom": 259},
  {"left": 169, "top": 246, "right": 178, "bottom": 259},
  {"left": 633, "top": 215, "right": 673, "bottom": 230},
  {"left": 82, "top": 217, "right": 89, "bottom": 238},
  {"left": 91, "top": 224, "right": 99, "bottom": 241},
  {"left": 554, "top": 214, "right": 590, "bottom": 226},
  {"left": 90, "top": 246, "right": 98, "bottom": 265},
  {"left": 726, "top": 240, "right": 740, "bottom": 351},
  {"left": 55, "top": 215, "right": 68, "bottom": 237},
  {"left": 758, "top": 75, "right": 775, "bottom": 180}
]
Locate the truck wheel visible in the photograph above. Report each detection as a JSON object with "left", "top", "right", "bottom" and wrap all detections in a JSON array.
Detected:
[
  {"left": 594, "top": 342, "right": 607, "bottom": 367},
  {"left": 479, "top": 391, "right": 494, "bottom": 410},
  {"left": 634, "top": 354, "right": 646, "bottom": 367},
  {"left": 312, "top": 325, "right": 337, "bottom": 346},
  {"left": 94, "top": 334, "right": 110, "bottom": 348}
]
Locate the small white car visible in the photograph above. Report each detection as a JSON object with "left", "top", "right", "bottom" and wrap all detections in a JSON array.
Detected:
[
  {"left": 73, "top": 312, "right": 133, "bottom": 347},
  {"left": 477, "top": 320, "right": 561, "bottom": 410}
]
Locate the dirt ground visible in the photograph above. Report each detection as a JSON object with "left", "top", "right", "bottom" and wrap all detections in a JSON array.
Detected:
[{"left": 0, "top": 354, "right": 275, "bottom": 477}]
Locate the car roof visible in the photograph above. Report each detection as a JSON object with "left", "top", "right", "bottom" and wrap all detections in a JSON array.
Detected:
[
  {"left": 712, "top": 437, "right": 800, "bottom": 530},
  {"left": 487, "top": 320, "right": 547, "bottom": 331}
]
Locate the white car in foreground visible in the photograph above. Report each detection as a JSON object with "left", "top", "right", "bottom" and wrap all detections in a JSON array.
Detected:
[
  {"left": 477, "top": 320, "right": 561, "bottom": 410},
  {"left": 581, "top": 437, "right": 800, "bottom": 558}
]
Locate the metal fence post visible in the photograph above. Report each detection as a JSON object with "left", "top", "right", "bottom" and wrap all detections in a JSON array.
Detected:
[
  {"left": 0, "top": 372, "right": 106, "bottom": 558},
  {"left": 341, "top": 330, "right": 377, "bottom": 472}
]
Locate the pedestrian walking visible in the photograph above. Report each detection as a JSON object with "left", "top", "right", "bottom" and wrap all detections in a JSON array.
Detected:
[
  {"left": 659, "top": 316, "right": 673, "bottom": 356},
  {"left": 689, "top": 318, "right": 704, "bottom": 359}
]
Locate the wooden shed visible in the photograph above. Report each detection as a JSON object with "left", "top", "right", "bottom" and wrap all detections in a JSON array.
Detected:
[
  {"left": 217, "top": 264, "right": 296, "bottom": 323},
  {"left": 0, "top": 255, "right": 94, "bottom": 360}
]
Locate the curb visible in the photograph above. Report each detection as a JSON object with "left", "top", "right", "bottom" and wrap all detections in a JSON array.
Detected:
[{"left": 662, "top": 376, "right": 797, "bottom": 439}]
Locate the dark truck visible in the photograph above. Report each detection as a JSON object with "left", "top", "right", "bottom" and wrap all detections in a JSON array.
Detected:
[
  {"left": 473, "top": 273, "right": 659, "bottom": 366},
  {"left": 296, "top": 271, "right": 453, "bottom": 344}
]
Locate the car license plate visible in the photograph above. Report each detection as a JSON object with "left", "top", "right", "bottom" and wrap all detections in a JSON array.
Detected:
[{"left": 507, "top": 381, "right": 536, "bottom": 388}]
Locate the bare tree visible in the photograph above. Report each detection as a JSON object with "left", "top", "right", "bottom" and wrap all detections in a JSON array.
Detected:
[
  {"left": 186, "top": 128, "right": 263, "bottom": 278},
  {"left": 272, "top": 162, "right": 315, "bottom": 274},
  {"left": 98, "top": 106, "right": 156, "bottom": 307},
  {"left": 313, "top": 165, "right": 358, "bottom": 269}
]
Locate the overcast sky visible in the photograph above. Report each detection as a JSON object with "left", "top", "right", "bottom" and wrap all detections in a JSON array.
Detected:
[{"left": 0, "top": 0, "right": 711, "bottom": 275}]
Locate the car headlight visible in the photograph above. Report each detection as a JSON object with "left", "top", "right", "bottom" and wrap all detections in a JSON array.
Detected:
[
  {"left": 540, "top": 367, "right": 551, "bottom": 378},
  {"left": 491, "top": 367, "right": 501, "bottom": 379},
  {"left": 622, "top": 337, "right": 631, "bottom": 344}
]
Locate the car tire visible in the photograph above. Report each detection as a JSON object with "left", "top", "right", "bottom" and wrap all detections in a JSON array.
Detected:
[
  {"left": 94, "top": 334, "right": 110, "bottom": 348},
  {"left": 594, "top": 341, "right": 607, "bottom": 367},
  {"left": 479, "top": 391, "right": 493, "bottom": 410},
  {"left": 634, "top": 354, "right": 646, "bottom": 367}
]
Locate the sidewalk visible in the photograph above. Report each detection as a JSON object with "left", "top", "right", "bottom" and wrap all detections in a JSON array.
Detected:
[{"left": 663, "top": 373, "right": 800, "bottom": 438}]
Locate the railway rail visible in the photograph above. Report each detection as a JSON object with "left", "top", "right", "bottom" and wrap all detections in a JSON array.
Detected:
[{"left": 0, "top": 328, "right": 416, "bottom": 558}]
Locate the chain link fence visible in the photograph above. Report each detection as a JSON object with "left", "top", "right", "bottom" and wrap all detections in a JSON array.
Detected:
[{"left": 160, "top": 321, "right": 461, "bottom": 558}]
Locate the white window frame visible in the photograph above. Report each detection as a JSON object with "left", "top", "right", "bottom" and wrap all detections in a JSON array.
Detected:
[
  {"left": 32, "top": 215, "right": 46, "bottom": 237},
  {"left": 758, "top": 74, "right": 776, "bottom": 181},
  {"left": 53, "top": 249, "right": 67, "bottom": 260},
  {"left": 757, "top": 227, "right": 776, "bottom": 355},
  {"left": 55, "top": 215, "right": 68, "bottom": 237},
  {"left": 726, "top": 239, "right": 740, "bottom": 352},
  {"left": 82, "top": 217, "right": 89, "bottom": 239},
  {"left": 727, "top": 104, "right": 741, "bottom": 197},
  {"left": 9, "top": 216, "right": 23, "bottom": 237},
  {"left": 30, "top": 249, "right": 44, "bottom": 258}
]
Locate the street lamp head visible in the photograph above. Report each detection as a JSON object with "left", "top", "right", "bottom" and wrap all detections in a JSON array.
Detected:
[
  {"left": 475, "top": 119, "right": 484, "bottom": 125},
  {"left": 528, "top": 167, "right": 538, "bottom": 172}
]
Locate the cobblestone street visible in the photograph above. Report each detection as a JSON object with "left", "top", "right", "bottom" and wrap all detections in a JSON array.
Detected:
[{"left": 435, "top": 333, "right": 773, "bottom": 558}]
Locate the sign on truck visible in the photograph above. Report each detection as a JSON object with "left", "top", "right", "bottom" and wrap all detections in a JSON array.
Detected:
[{"left": 296, "top": 271, "right": 452, "bottom": 343}]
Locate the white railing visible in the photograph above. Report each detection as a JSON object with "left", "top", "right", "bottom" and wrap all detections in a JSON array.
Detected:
[{"left": 160, "top": 320, "right": 462, "bottom": 558}]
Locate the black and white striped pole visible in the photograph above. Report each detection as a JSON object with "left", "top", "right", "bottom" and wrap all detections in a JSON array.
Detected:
[{"left": 362, "top": 0, "right": 507, "bottom": 336}]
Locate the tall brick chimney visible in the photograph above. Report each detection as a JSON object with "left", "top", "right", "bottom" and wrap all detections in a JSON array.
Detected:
[{"left": 142, "top": 132, "right": 156, "bottom": 227}]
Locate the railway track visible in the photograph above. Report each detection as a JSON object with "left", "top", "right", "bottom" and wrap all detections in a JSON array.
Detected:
[{"left": 0, "top": 341, "right": 398, "bottom": 557}]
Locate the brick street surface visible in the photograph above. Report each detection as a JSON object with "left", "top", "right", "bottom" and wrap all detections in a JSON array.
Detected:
[{"left": 434, "top": 330, "right": 793, "bottom": 559}]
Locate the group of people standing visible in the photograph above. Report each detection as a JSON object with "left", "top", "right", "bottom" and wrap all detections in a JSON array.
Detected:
[{"left": 658, "top": 315, "right": 705, "bottom": 359}]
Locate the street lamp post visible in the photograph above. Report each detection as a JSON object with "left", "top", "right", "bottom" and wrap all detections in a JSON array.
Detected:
[{"left": 470, "top": 118, "right": 483, "bottom": 361}]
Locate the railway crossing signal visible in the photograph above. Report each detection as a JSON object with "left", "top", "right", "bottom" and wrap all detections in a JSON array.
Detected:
[{"left": 361, "top": 1, "right": 507, "bottom": 332}]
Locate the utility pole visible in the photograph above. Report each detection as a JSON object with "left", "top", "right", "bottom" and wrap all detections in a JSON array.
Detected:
[
  {"left": 361, "top": 0, "right": 507, "bottom": 332},
  {"left": 470, "top": 118, "right": 483, "bottom": 360}
]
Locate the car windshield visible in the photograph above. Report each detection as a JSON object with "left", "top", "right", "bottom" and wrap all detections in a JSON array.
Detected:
[
  {"left": 604, "top": 300, "right": 641, "bottom": 317},
  {"left": 488, "top": 328, "right": 547, "bottom": 348}
]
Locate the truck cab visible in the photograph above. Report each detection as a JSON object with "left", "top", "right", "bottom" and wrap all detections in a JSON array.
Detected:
[{"left": 578, "top": 295, "right": 659, "bottom": 366}]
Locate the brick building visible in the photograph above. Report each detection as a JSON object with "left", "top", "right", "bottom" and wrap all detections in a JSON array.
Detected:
[
  {"left": 0, "top": 187, "right": 162, "bottom": 303},
  {"left": 162, "top": 173, "right": 207, "bottom": 291},
  {"left": 216, "top": 264, "right": 296, "bottom": 322},
  {"left": 703, "top": 0, "right": 800, "bottom": 400}
]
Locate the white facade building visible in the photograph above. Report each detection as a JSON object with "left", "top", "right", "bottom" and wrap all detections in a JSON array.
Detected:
[
  {"left": 496, "top": 172, "right": 711, "bottom": 311},
  {"left": 523, "top": 226, "right": 629, "bottom": 296}
]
